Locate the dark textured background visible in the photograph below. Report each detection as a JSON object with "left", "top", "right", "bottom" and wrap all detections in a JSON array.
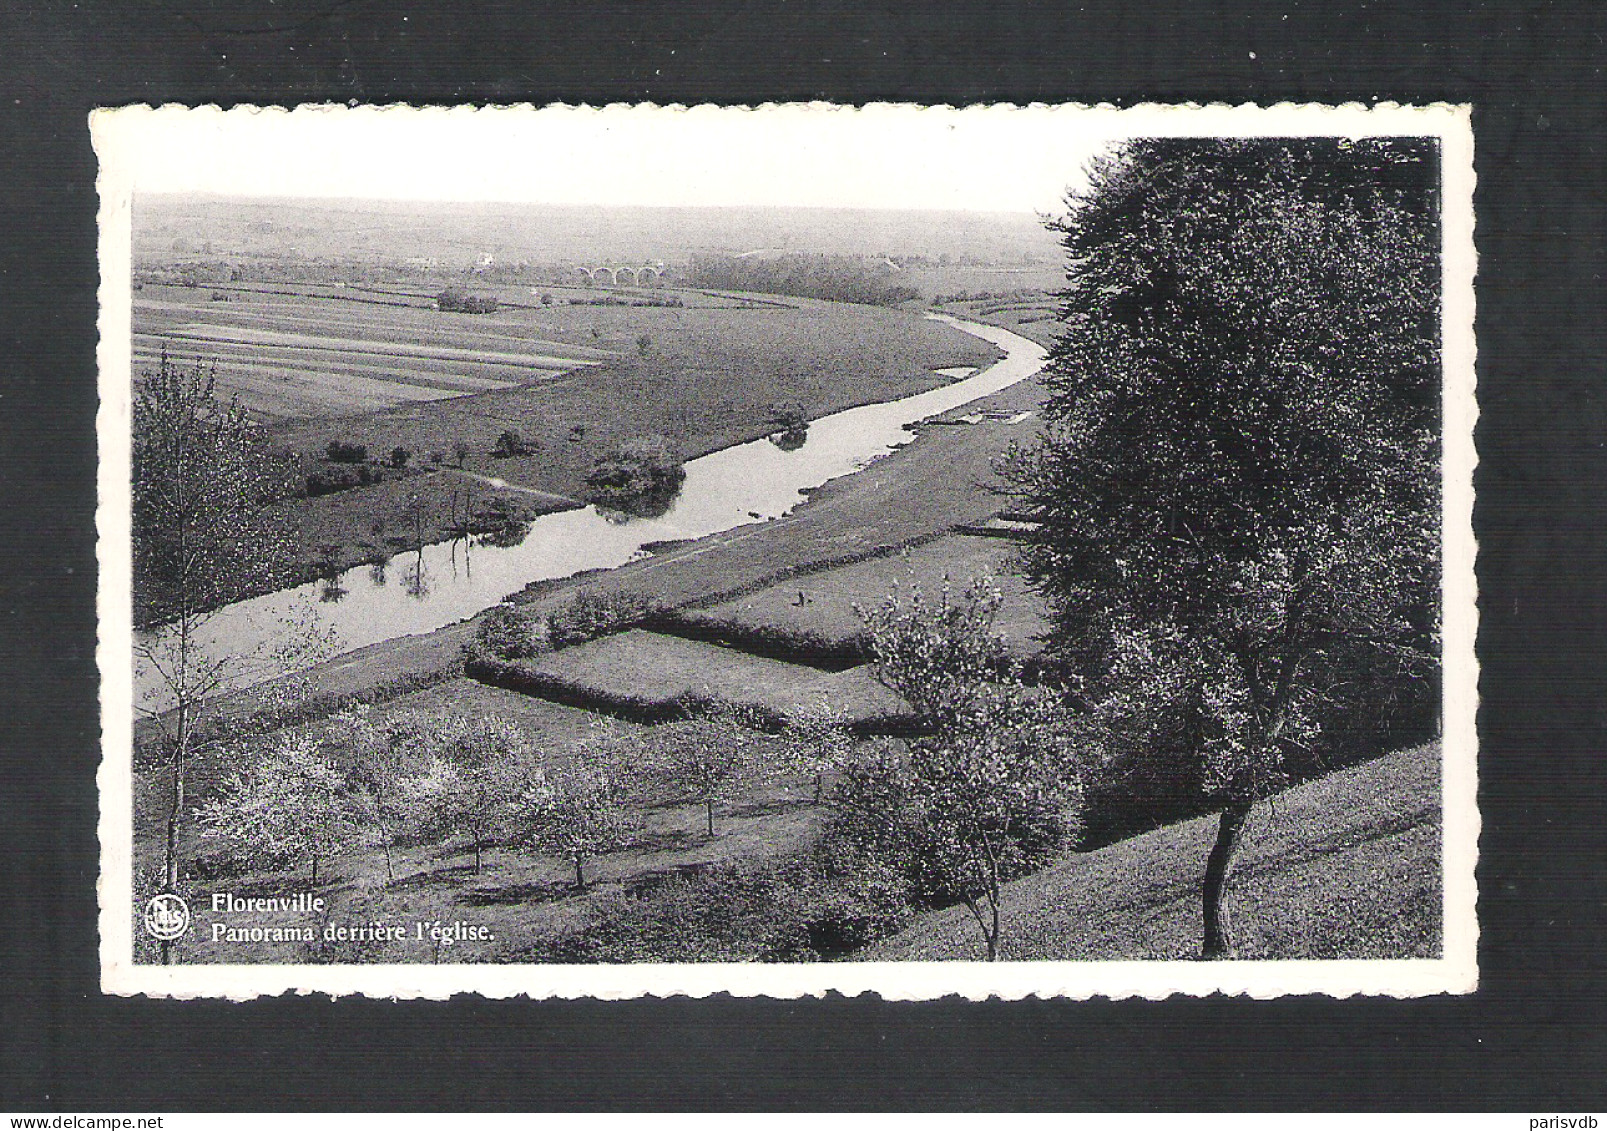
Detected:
[{"left": 2, "top": 0, "right": 1603, "bottom": 1111}]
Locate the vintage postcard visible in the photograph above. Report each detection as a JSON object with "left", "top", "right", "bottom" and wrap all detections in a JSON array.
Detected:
[{"left": 94, "top": 102, "right": 1476, "bottom": 999}]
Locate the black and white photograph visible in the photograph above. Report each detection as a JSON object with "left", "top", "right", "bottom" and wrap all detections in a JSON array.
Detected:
[{"left": 93, "top": 103, "right": 1476, "bottom": 999}]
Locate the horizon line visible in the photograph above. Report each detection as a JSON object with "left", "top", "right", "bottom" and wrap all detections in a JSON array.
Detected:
[{"left": 133, "top": 190, "right": 1053, "bottom": 218}]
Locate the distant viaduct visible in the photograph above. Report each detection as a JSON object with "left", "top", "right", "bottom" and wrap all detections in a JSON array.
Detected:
[{"left": 573, "top": 263, "right": 669, "bottom": 286}]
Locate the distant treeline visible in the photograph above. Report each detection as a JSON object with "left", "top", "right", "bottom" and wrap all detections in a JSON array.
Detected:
[
  {"left": 687, "top": 253, "right": 920, "bottom": 306},
  {"left": 933, "top": 287, "right": 1056, "bottom": 305}
]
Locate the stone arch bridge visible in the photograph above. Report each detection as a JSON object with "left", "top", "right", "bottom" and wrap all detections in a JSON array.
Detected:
[{"left": 574, "top": 262, "right": 669, "bottom": 286}]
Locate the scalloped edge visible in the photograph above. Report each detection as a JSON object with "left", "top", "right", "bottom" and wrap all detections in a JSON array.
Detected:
[{"left": 93, "top": 100, "right": 1477, "bottom": 1001}]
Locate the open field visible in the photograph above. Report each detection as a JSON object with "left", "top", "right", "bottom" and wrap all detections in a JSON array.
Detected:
[
  {"left": 664, "top": 532, "right": 1050, "bottom": 662},
  {"left": 869, "top": 741, "right": 1443, "bottom": 962},
  {"left": 261, "top": 290, "right": 1000, "bottom": 503},
  {"left": 475, "top": 630, "right": 910, "bottom": 726},
  {"left": 134, "top": 283, "right": 613, "bottom": 419},
  {"left": 132, "top": 279, "right": 798, "bottom": 426}
]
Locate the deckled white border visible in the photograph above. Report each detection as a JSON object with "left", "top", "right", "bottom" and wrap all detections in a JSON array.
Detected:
[{"left": 95, "top": 102, "right": 1477, "bottom": 1000}]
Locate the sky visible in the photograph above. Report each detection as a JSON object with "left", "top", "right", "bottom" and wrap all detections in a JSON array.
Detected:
[{"left": 92, "top": 103, "right": 1446, "bottom": 215}]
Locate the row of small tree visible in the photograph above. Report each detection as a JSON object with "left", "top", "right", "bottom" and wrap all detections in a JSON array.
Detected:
[
  {"left": 687, "top": 252, "right": 920, "bottom": 306},
  {"left": 196, "top": 710, "right": 637, "bottom": 890},
  {"left": 195, "top": 703, "right": 846, "bottom": 892}
]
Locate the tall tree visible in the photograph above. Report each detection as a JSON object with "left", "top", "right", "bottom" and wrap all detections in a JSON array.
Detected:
[
  {"left": 780, "top": 700, "right": 854, "bottom": 803},
  {"left": 652, "top": 703, "right": 767, "bottom": 838},
  {"left": 132, "top": 354, "right": 299, "bottom": 909},
  {"left": 327, "top": 706, "right": 413, "bottom": 885},
  {"left": 842, "top": 579, "right": 1084, "bottom": 960},
  {"left": 1006, "top": 138, "right": 1442, "bottom": 957}
]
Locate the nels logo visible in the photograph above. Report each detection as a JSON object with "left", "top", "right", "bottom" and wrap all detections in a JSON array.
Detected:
[{"left": 143, "top": 893, "right": 191, "bottom": 941}]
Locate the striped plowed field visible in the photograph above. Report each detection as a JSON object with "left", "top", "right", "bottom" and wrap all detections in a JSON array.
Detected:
[
  {"left": 139, "top": 298, "right": 617, "bottom": 358},
  {"left": 135, "top": 317, "right": 593, "bottom": 364},
  {"left": 128, "top": 357, "right": 449, "bottom": 416},
  {"left": 133, "top": 334, "right": 553, "bottom": 378},
  {"left": 132, "top": 287, "right": 609, "bottom": 419}
]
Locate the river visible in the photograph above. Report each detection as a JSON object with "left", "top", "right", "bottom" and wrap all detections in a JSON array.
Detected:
[{"left": 133, "top": 314, "right": 1046, "bottom": 711}]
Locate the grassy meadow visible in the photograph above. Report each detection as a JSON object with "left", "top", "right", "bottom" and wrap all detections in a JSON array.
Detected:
[
  {"left": 665, "top": 532, "right": 1050, "bottom": 663},
  {"left": 869, "top": 741, "right": 1444, "bottom": 962},
  {"left": 478, "top": 629, "right": 910, "bottom": 726},
  {"left": 260, "top": 288, "right": 1000, "bottom": 502}
]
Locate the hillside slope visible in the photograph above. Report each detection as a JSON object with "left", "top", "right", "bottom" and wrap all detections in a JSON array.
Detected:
[{"left": 869, "top": 741, "right": 1444, "bottom": 962}]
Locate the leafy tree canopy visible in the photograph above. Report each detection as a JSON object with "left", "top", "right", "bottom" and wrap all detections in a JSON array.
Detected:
[
  {"left": 196, "top": 734, "right": 360, "bottom": 886},
  {"left": 1010, "top": 137, "right": 1441, "bottom": 795},
  {"left": 133, "top": 354, "right": 292, "bottom": 627},
  {"left": 844, "top": 579, "right": 1085, "bottom": 959},
  {"left": 1005, "top": 137, "right": 1443, "bottom": 955}
]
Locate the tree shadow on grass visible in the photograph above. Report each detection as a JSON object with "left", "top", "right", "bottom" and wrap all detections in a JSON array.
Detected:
[
  {"left": 622, "top": 861, "right": 712, "bottom": 897},
  {"left": 215, "top": 873, "right": 317, "bottom": 899},
  {"left": 1233, "top": 805, "right": 1439, "bottom": 885},
  {"left": 722, "top": 796, "right": 814, "bottom": 820},
  {"left": 627, "top": 795, "right": 700, "bottom": 815},
  {"left": 458, "top": 880, "right": 574, "bottom": 907},
  {"left": 385, "top": 862, "right": 479, "bottom": 892},
  {"left": 622, "top": 827, "right": 702, "bottom": 855}
]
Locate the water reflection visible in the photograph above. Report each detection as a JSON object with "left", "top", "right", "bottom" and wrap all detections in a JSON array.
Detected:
[
  {"left": 591, "top": 479, "right": 684, "bottom": 522},
  {"left": 478, "top": 521, "right": 533, "bottom": 548},
  {"left": 443, "top": 536, "right": 477, "bottom": 587},
  {"left": 133, "top": 316, "right": 1045, "bottom": 710},
  {"left": 769, "top": 426, "right": 809, "bottom": 452},
  {"left": 401, "top": 554, "right": 431, "bottom": 601},
  {"left": 318, "top": 549, "right": 348, "bottom": 603}
]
